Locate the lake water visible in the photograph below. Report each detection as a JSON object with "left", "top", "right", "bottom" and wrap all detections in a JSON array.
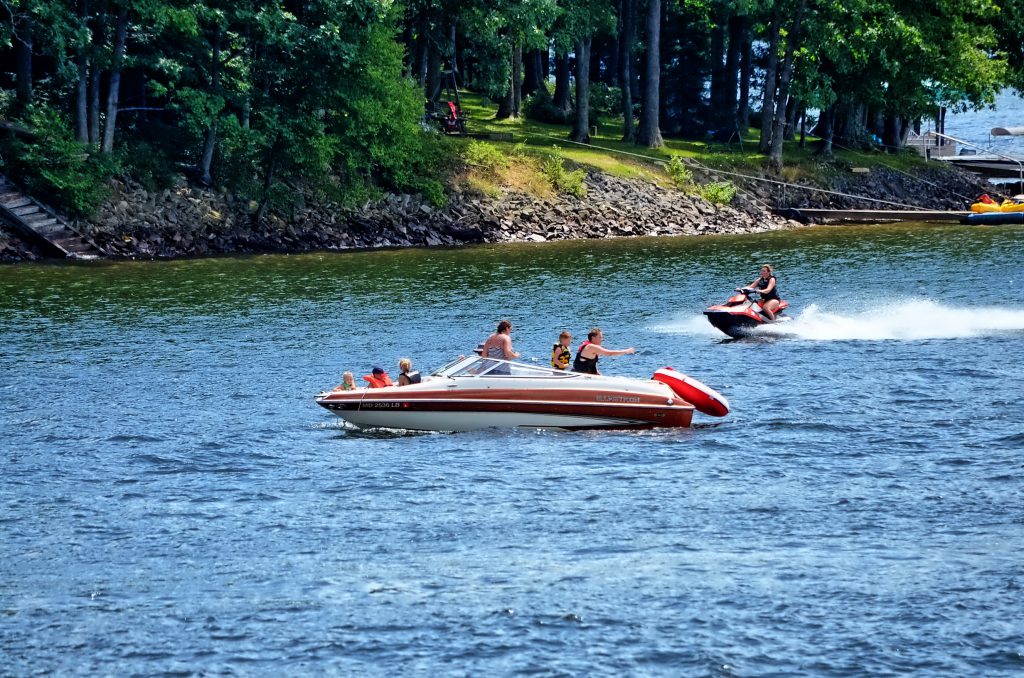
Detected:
[
  {"left": 946, "top": 89, "right": 1024, "bottom": 156},
  {"left": 2, "top": 224, "right": 1024, "bottom": 675}
]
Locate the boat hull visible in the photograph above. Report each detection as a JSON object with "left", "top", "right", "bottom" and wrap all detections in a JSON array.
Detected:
[
  {"left": 962, "top": 211, "right": 1024, "bottom": 225},
  {"left": 703, "top": 310, "right": 767, "bottom": 338},
  {"left": 321, "top": 407, "right": 690, "bottom": 432},
  {"left": 316, "top": 384, "right": 693, "bottom": 431}
]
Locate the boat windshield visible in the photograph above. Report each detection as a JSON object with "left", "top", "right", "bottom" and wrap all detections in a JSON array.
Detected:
[
  {"left": 430, "top": 355, "right": 476, "bottom": 376},
  {"left": 437, "top": 356, "right": 574, "bottom": 378}
]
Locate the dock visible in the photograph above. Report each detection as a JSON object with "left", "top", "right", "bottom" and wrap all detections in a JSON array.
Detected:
[
  {"left": 781, "top": 208, "right": 969, "bottom": 223},
  {"left": 933, "top": 154, "right": 1024, "bottom": 180}
]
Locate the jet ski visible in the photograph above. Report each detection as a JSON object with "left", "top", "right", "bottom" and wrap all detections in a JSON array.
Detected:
[{"left": 704, "top": 288, "right": 790, "bottom": 338}]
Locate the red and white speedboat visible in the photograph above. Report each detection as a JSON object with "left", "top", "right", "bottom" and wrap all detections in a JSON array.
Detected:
[{"left": 315, "top": 355, "right": 729, "bottom": 432}]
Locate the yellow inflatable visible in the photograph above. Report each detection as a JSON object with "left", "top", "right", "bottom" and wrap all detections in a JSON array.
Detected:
[
  {"left": 971, "top": 201, "right": 1002, "bottom": 213},
  {"left": 970, "top": 197, "right": 1024, "bottom": 213}
]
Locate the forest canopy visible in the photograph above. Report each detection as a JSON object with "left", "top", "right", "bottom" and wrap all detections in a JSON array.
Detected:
[{"left": 0, "top": 0, "right": 1017, "bottom": 216}]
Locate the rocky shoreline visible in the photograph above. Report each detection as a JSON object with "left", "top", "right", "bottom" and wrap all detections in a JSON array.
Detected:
[{"left": 0, "top": 162, "right": 992, "bottom": 263}]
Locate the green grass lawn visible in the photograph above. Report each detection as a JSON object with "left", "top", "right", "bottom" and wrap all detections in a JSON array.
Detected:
[{"left": 453, "top": 90, "right": 935, "bottom": 184}]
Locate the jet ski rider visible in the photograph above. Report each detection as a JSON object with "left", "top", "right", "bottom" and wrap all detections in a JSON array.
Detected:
[{"left": 742, "top": 264, "right": 780, "bottom": 321}]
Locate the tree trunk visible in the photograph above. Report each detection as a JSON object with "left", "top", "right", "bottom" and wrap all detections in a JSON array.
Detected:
[
  {"left": 723, "top": 15, "right": 742, "bottom": 132},
  {"left": 448, "top": 21, "right": 457, "bottom": 72},
  {"left": 883, "top": 113, "right": 905, "bottom": 150},
  {"left": 89, "top": 67, "right": 102, "bottom": 145},
  {"left": 737, "top": 16, "right": 751, "bottom": 133},
  {"left": 76, "top": 57, "right": 90, "bottom": 142},
  {"left": 459, "top": 43, "right": 471, "bottom": 87},
  {"left": 522, "top": 49, "right": 542, "bottom": 96},
  {"left": 570, "top": 37, "right": 592, "bottom": 143},
  {"left": 816, "top": 101, "right": 837, "bottom": 156},
  {"left": 552, "top": 51, "right": 572, "bottom": 113},
  {"left": 101, "top": 8, "right": 128, "bottom": 155},
  {"left": 784, "top": 96, "right": 798, "bottom": 141},
  {"left": 240, "top": 24, "right": 252, "bottom": 130},
  {"left": 606, "top": 23, "right": 614, "bottom": 87},
  {"left": 799, "top": 109, "right": 807, "bottom": 148},
  {"left": 416, "top": 17, "right": 429, "bottom": 87},
  {"left": 199, "top": 27, "right": 222, "bottom": 186},
  {"left": 708, "top": 20, "right": 726, "bottom": 129},
  {"left": 255, "top": 147, "right": 278, "bottom": 225},
  {"left": 832, "top": 101, "right": 866, "bottom": 145},
  {"left": 758, "top": 5, "right": 781, "bottom": 154},
  {"left": 511, "top": 40, "right": 523, "bottom": 116},
  {"left": 495, "top": 44, "right": 515, "bottom": 119},
  {"left": 637, "top": 0, "right": 663, "bottom": 148},
  {"left": 768, "top": 0, "right": 806, "bottom": 171},
  {"left": 74, "top": 0, "right": 90, "bottom": 141},
  {"left": 14, "top": 20, "right": 33, "bottom": 107},
  {"left": 426, "top": 36, "right": 443, "bottom": 102},
  {"left": 619, "top": 0, "right": 635, "bottom": 142}
]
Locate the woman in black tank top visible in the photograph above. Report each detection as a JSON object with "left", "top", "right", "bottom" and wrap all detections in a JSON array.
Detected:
[
  {"left": 572, "top": 327, "right": 637, "bottom": 375},
  {"left": 744, "top": 264, "right": 781, "bottom": 321}
]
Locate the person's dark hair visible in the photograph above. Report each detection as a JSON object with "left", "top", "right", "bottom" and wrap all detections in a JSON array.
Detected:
[
  {"left": 588, "top": 327, "right": 602, "bottom": 341},
  {"left": 497, "top": 319, "right": 512, "bottom": 333}
]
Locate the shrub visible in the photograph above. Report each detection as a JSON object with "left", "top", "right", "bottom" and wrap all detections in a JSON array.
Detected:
[
  {"left": 699, "top": 181, "right": 737, "bottom": 205},
  {"left": 523, "top": 86, "right": 573, "bottom": 125},
  {"left": 666, "top": 156, "right": 694, "bottom": 191},
  {"left": 587, "top": 83, "right": 622, "bottom": 123},
  {"left": 541, "top": 150, "right": 586, "bottom": 198},
  {"left": 464, "top": 140, "right": 509, "bottom": 175},
  {"left": 124, "top": 139, "right": 179, "bottom": 192}
]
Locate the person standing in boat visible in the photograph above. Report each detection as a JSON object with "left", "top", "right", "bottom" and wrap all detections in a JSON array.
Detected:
[
  {"left": 481, "top": 320, "right": 520, "bottom": 360},
  {"left": 551, "top": 330, "right": 572, "bottom": 370},
  {"left": 742, "top": 264, "right": 781, "bottom": 321},
  {"left": 573, "top": 327, "right": 635, "bottom": 375}
]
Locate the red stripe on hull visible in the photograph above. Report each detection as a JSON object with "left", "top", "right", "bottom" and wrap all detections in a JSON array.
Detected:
[{"left": 317, "top": 390, "right": 693, "bottom": 429}]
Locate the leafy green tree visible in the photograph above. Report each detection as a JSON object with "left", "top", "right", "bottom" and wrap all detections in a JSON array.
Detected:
[{"left": 806, "top": 0, "right": 1005, "bottom": 156}]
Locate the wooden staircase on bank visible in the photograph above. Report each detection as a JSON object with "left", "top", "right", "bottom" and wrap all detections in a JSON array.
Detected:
[{"left": 0, "top": 175, "right": 104, "bottom": 259}]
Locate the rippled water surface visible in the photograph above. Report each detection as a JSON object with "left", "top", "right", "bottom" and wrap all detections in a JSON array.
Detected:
[
  {"left": 2, "top": 224, "right": 1023, "bottom": 675},
  {"left": 946, "top": 89, "right": 1024, "bottom": 156}
]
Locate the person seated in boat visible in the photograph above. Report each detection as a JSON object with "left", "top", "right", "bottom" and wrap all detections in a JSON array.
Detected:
[
  {"left": 364, "top": 366, "right": 393, "bottom": 388},
  {"left": 572, "top": 327, "right": 635, "bottom": 375},
  {"left": 397, "top": 358, "right": 421, "bottom": 386},
  {"left": 335, "top": 371, "right": 357, "bottom": 391},
  {"left": 551, "top": 330, "right": 572, "bottom": 371},
  {"left": 740, "top": 264, "right": 781, "bottom": 321}
]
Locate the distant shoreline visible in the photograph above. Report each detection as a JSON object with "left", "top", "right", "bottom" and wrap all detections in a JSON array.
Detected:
[{"left": 0, "top": 164, "right": 991, "bottom": 264}]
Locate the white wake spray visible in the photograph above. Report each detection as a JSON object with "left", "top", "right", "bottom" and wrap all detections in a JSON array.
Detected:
[{"left": 660, "top": 299, "right": 1024, "bottom": 341}]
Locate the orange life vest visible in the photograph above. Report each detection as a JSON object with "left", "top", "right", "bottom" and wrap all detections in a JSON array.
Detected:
[{"left": 364, "top": 372, "right": 393, "bottom": 388}]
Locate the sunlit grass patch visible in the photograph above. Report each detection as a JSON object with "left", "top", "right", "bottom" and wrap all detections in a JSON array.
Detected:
[{"left": 451, "top": 90, "right": 947, "bottom": 197}]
